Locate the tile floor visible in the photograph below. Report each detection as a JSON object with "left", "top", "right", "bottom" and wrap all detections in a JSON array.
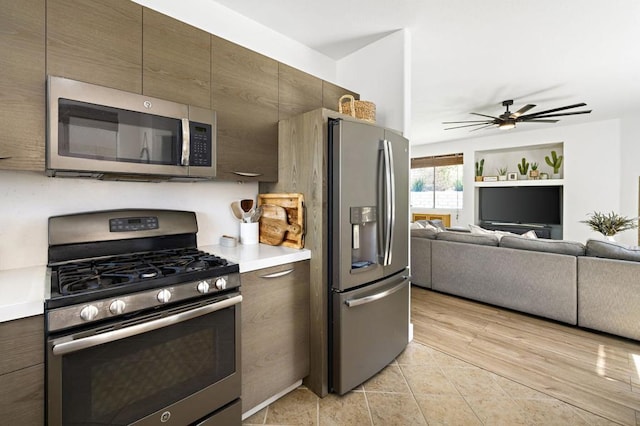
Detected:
[{"left": 242, "top": 341, "right": 618, "bottom": 425}]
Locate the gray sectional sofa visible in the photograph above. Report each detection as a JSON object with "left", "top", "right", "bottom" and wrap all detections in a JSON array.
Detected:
[{"left": 411, "top": 225, "right": 640, "bottom": 341}]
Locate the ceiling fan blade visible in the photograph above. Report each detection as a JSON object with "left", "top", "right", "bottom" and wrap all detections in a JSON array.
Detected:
[
  {"left": 510, "top": 104, "right": 536, "bottom": 118},
  {"left": 519, "top": 119, "right": 559, "bottom": 123},
  {"left": 470, "top": 112, "right": 501, "bottom": 120},
  {"left": 520, "top": 103, "right": 587, "bottom": 119},
  {"left": 522, "top": 110, "right": 592, "bottom": 119},
  {"left": 470, "top": 123, "right": 497, "bottom": 131},
  {"left": 444, "top": 122, "right": 494, "bottom": 130},
  {"left": 442, "top": 120, "right": 494, "bottom": 124}
]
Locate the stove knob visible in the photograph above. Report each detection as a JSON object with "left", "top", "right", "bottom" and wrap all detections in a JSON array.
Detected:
[
  {"left": 109, "top": 299, "right": 126, "bottom": 315},
  {"left": 197, "top": 280, "right": 210, "bottom": 294},
  {"left": 157, "top": 289, "right": 172, "bottom": 304},
  {"left": 215, "top": 277, "right": 227, "bottom": 290},
  {"left": 80, "top": 305, "right": 99, "bottom": 321}
]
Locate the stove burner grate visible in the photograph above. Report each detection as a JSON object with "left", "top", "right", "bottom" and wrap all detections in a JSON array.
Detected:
[{"left": 55, "top": 248, "right": 228, "bottom": 295}]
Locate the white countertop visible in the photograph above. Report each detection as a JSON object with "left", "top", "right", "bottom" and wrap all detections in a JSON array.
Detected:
[
  {"left": 0, "top": 244, "right": 310, "bottom": 323},
  {"left": 202, "top": 243, "right": 311, "bottom": 273},
  {"left": 0, "top": 265, "right": 48, "bottom": 323}
]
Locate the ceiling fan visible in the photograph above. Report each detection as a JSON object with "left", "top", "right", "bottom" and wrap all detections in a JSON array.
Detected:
[{"left": 443, "top": 100, "right": 592, "bottom": 131}]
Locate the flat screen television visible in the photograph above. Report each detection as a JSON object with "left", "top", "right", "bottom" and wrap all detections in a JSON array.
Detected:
[{"left": 479, "top": 186, "right": 562, "bottom": 225}]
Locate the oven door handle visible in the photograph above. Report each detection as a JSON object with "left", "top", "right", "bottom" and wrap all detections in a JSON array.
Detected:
[{"left": 52, "top": 295, "right": 242, "bottom": 356}]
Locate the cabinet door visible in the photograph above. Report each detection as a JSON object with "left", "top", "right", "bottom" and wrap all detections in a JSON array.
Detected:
[
  {"left": 212, "top": 36, "right": 278, "bottom": 181},
  {"left": 0, "top": 315, "right": 44, "bottom": 375},
  {"left": 47, "top": 0, "right": 142, "bottom": 93},
  {"left": 278, "top": 63, "right": 323, "bottom": 121},
  {"left": 0, "top": 364, "right": 44, "bottom": 425},
  {"left": 143, "top": 8, "right": 210, "bottom": 109},
  {"left": 0, "top": 315, "right": 44, "bottom": 425},
  {"left": 322, "top": 81, "right": 359, "bottom": 114},
  {"left": 240, "top": 261, "right": 310, "bottom": 413},
  {"left": 0, "top": 0, "right": 45, "bottom": 171}
]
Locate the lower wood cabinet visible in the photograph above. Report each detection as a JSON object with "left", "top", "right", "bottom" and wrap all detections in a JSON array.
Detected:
[
  {"left": 240, "top": 260, "right": 310, "bottom": 414},
  {"left": 0, "top": 315, "right": 44, "bottom": 425}
]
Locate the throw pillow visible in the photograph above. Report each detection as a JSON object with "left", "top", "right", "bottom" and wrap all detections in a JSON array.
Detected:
[
  {"left": 468, "top": 224, "right": 538, "bottom": 240},
  {"left": 410, "top": 221, "right": 424, "bottom": 230},
  {"left": 411, "top": 220, "right": 441, "bottom": 232}
]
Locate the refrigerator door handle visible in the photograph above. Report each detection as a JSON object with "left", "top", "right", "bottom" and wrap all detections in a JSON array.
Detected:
[
  {"left": 344, "top": 279, "right": 406, "bottom": 308},
  {"left": 382, "top": 139, "right": 395, "bottom": 266}
]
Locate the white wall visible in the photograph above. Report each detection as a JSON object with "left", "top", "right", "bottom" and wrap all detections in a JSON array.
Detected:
[
  {"left": 337, "top": 29, "right": 410, "bottom": 135},
  {"left": 619, "top": 110, "right": 640, "bottom": 244},
  {"left": 411, "top": 118, "right": 638, "bottom": 245},
  {"left": 0, "top": 171, "right": 257, "bottom": 269}
]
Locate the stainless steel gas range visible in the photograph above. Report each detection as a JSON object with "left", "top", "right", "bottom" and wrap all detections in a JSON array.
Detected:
[{"left": 45, "top": 209, "right": 241, "bottom": 426}]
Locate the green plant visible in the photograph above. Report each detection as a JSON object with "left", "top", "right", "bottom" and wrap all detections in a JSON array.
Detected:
[
  {"left": 517, "top": 158, "right": 529, "bottom": 175},
  {"left": 411, "top": 177, "right": 427, "bottom": 192},
  {"left": 581, "top": 211, "right": 638, "bottom": 236},
  {"left": 497, "top": 166, "right": 508, "bottom": 176},
  {"left": 531, "top": 162, "right": 539, "bottom": 171},
  {"left": 453, "top": 179, "right": 463, "bottom": 191},
  {"left": 545, "top": 150, "right": 563, "bottom": 174},
  {"left": 475, "top": 159, "right": 484, "bottom": 176}
]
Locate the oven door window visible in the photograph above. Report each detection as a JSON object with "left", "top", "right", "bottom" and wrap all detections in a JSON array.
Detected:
[
  {"left": 57, "top": 305, "right": 236, "bottom": 425},
  {"left": 58, "top": 99, "right": 181, "bottom": 165}
]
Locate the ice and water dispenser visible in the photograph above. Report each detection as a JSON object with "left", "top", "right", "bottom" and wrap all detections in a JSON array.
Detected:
[{"left": 350, "top": 206, "right": 377, "bottom": 270}]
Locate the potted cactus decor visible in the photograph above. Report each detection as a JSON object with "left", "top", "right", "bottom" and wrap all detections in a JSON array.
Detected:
[
  {"left": 529, "top": 162, "right": 539, "bottom": 179},
  {"left": 517, "top": 158, "right": 529, "bottom": 179},
  {"left": 497, "top": 166, "right": 508, "bottom": 181},
  {"left": 545, "top": 150, "right": 563, "bottom": 179},
  {"left": 475, "top": 159, "right": 484, "bottom": 181}
]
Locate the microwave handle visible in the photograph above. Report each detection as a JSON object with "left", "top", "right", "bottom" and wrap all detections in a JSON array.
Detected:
[{"left": 181, "top": 118, "right": 190, "bottom": 166}]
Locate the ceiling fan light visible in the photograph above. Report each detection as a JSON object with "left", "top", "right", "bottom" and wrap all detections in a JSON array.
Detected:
[{"left": 499, "top": 121, "right": 515, "bottom": 130}]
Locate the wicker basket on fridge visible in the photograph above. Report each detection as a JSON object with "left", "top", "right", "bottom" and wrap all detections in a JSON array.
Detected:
[{"left": 338, "top": 94, "right": 376, "bottom": 123}]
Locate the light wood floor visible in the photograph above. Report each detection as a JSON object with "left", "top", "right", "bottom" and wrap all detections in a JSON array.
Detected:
[{"left": 411, "top": 286, "right": 640, "bottom": 425}]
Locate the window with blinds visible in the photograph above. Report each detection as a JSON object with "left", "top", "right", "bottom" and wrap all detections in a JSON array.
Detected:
[{"left": 410, "top": 153, "right": 463, "bottom": 209}]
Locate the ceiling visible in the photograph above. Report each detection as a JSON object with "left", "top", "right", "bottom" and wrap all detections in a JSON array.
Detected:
[{"left": 211, "top": 0, "right": 640, "bottom": 145}]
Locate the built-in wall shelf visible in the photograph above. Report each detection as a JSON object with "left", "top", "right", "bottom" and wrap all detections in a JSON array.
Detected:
[
  {"left": 475, "top": 179, "right": 564, "bottom": 187},
  {"left": 475, "top": 142, "right": 564, "bottom": 181}
]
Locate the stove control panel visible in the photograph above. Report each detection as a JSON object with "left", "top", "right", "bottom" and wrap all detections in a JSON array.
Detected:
[
  {"left": 109, "top": 216, "right": 159, "bottom": 232},
  {"left": 47, "top": 273, "right": 241, "bottom": 332}
]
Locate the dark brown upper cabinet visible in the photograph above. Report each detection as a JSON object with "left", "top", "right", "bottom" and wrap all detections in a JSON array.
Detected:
[
  {"left": 212, "top": 36, "right": 279, "bottom": 182},
  {"left": 322, "top": 81, "right": 360, "bottom": 114},
  {"left": 0, "top": 0, "right": 45, "bottom": 171},
  {"left": 47, "top": 0, "right": 143, "bottom": 93},
  {"left": 143, "top": 9, "right": 211, "bottom": 109},
  {"left": 278, "top": 63, "right": 323, "bottom": 121}
]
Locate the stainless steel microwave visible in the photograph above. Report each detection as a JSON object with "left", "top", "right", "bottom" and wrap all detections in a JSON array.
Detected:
[{"left": 47, "top": 76, "right": 216, "bottom": 181}]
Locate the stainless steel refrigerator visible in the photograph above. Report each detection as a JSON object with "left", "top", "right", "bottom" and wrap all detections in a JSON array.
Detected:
[{"left": 328, "top": 118, "right": 410, "bottom": 395}]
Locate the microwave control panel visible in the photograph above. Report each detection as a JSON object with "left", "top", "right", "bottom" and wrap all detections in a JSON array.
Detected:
[{"left": 189, "top": 122, "right": 212, "bottom": 167}]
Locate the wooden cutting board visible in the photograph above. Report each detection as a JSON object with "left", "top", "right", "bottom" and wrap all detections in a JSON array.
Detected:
[
  {"left": 257, "top": 194, "right": 305, "bottom": 249},
  {"left": 259, "top": 216, "right": 302, "bottom": 246}
]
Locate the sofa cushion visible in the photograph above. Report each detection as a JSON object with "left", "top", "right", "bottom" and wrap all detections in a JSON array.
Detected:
[
  {"left": 411, "top": 227, "right": 438, "bottom": 239},
  {"left": 499, "top": 235, "right": 585, "bottom": 256},
  {"left": 585, "top": 239, "right": 640, "bottom": 262},
  {"left": 436, "top": 230, "right": 499, "bottom": 246}
]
